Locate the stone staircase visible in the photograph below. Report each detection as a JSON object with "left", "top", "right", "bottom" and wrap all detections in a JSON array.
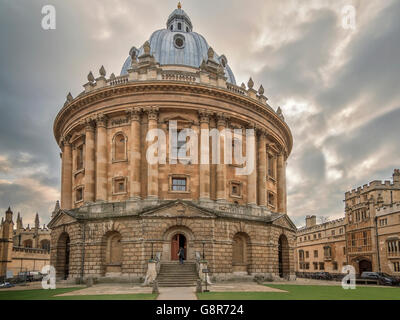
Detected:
[{"left": 156, "top": 261, "right": 199, "bottom": 287}]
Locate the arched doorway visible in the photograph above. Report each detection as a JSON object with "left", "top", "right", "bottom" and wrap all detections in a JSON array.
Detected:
[
  {"left": 359, "top": 259, "right": 372, "bottom": 274},
  {"left": 56, "top": 232, "right": 70, "bottom": 280},
  {"left": 171, "top": 234, "right": 186, "bottom": 261},
  {"left": 278, "top": 234, "right": 290, "bottom": 278}
]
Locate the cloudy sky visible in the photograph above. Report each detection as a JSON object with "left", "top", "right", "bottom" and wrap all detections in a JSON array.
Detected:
[{"left": 0, "top": 0, "right": 399, "bottom": 227}]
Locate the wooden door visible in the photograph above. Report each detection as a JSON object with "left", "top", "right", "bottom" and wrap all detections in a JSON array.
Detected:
[{"left": 171, "top": 234, "right": 179, "bottom": 260}]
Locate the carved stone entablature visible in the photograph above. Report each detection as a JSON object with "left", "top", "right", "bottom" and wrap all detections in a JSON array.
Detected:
[
  {"left": 84, "top": 117, "right": 96, "bottom": 131},
  {"left": 256, "top": 127, "right": 268, "bottom": 137},
  {"left": 60, "top": 134, "right": 72, "bottom": 147},
  {"left": 95, "top": 113, "right": 108, "bottom": 127},
  {"left": 54, "top": 83, "right": 293, "bottom": 156},
  {"left": 110, "top": 117, "right": 130, "bottom": 127},
  {"left": 126, "top": 107, "right": 142, "bottom": 122},
  {"left": 216, "top": 112, "right": 229, "bottom": 127},
  {"left": 198, "top": 109, "right": 212, "bottom": 124},
  {"left": 145, "top": 106, "right": 160, "bottom": 121}
]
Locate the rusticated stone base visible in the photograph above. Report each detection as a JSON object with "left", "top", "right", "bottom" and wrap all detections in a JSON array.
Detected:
[{"left": 49, "top": 199, "right": 296, "bottom": 283}]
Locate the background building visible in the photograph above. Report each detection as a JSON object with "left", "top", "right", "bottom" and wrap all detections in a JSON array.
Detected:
[
  {"left": 296, "top": 169, "right": 400, "bottom": 277},
  {"left": 0, "top": 208, "right": 50, "bottom": 278},
  {"left": 296, "top": 216, "right": 346, "bottom": 275},
  {"left": 49, "top": 5, "right": 296, "bottom": 284}
]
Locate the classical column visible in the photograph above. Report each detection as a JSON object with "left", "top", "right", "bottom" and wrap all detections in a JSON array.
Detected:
[
  {"left": 216, "top": 113, "right": 227, "bottom": 202},
  {"left": 84, "top": 119, "right": 95, "bottom": 203},
  {"left": 257, "top": 130, "right": 267, "bottom": 207},
  {"left": 199, "top": 110, "right": 211, "bottom": 201},
  {"left": 247, "top": 125, "right": 257, "bottom": 206},
  {"left": 95, "top": 114, "right": 108, "bottom": 202},
  {"left": 146, "top": 107, "right": 159, "bottom": 199},
  {"left": 277, "top": 150, "right": 287, "bottom": 214},
  {"left": 61, "top": 136, "right": 72, "bottom": 209},
  {"left": 128, "top": 108, "right": 142, "bottom": 200}
]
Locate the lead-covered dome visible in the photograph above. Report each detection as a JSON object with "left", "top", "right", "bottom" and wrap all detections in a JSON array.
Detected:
[{"left": 120, "top": 5, "right": 236, "bottom": 84}]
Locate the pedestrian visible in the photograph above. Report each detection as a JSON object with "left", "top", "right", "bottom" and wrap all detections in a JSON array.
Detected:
[{"left": 178, "top": 247, "right": 185, "bottom": 264}]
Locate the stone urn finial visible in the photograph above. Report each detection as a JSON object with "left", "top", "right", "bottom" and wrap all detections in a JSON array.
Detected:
[
  {"left": 99, "top": 65, "right": 106, "bottom": 77},
  {"left": 258, "top": 85, "right": 265, "bottom": 95},
  {"left": 248, "top": 77, "right": 254, "bottom": 89},
  {"left": 129, "top": 46, "right": 137, "bottom": 60},
  {"left": 208, "top": 47, "right": 214, "bottom": 60},
  {"left": 87, "top": 71, "right": 95, "bottom": 83},
  {"left": 143, "top": 41, "right": 151, "bottom": 55},
  {"left": 67, "top": 92, "right": 73, "bottom": 102}
]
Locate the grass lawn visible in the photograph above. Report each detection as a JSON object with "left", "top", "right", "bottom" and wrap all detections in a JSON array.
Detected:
[
  {"left": 0, "top": 288, "right": 157, "bottom": 300},
  {"left": 197, "top": 284, "right": 400, "bottom": 300}
]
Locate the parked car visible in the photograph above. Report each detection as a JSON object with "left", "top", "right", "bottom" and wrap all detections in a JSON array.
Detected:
[
  {"left": 17, "top": 271, "right": 43, "bottom": 282},
  {"left": 361, "top": 272, "right": 400, "bottom": 286},
  {"left": 0, "top": 282, "right": 15, "bottom": 289},
  {"left": 314, "top": 272, "right": 333, "bottom": 280}
]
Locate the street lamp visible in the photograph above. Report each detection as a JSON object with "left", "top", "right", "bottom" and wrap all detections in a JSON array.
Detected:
[
  {"left": 151, "top": 242, "right": 154, "bottom": 260},
  {"left": 202, "top": 241, "right": 205, "bottom": 260}
]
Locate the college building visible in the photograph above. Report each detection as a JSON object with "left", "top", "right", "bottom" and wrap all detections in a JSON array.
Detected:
[
  {"left": 296, "top": 169, "right": 400, "bottom": 276},
  {"left": 0, "top": 208, "right": 50, "bottom": 278}
]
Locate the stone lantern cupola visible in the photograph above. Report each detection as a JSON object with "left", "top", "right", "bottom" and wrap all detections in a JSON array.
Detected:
[{"left": 167, "top": 2, "right": 193, "bottom": 33}]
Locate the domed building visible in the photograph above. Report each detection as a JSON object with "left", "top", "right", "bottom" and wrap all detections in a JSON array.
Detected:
[{"left": 49, "top": 4, "right": 296, "bottom": 284}]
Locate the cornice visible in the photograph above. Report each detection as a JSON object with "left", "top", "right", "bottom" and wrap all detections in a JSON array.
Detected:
[{"left": 54, "top": 81, "right": 293, "bottom": 153}]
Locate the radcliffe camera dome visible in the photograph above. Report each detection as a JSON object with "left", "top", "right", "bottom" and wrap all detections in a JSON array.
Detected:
[{"left": 120, "top": 5, "right": 236, "bottom": 84}]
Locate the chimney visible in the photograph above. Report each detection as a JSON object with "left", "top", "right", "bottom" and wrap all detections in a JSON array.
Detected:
[
  {"left": 393, "top": 169, "right": 400, "bottom": 184},
  {"left": 305, "top": 215, "right": 317, "bottom": 228}
]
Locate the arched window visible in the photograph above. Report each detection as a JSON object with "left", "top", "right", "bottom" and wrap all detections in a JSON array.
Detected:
[
  {"left": 178, "top": 22, "right": 182, "bottom": 30},
  {"left": 113, "top": 133, "right": 127, "bottom": 161},
  {"left": 23, "top": 239, "right": 33, "bottom": 248}
]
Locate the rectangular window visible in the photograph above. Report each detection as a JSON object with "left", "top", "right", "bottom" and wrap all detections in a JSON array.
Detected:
[
  {"left": 268, "top": 192, "right": 275, "bottom": 207},
  {"left": 363, "top": 231, "right": 368, "bottom": 246},
  {"left": 76, "top": 187, "right": 83, "bottom": 202},
  {"left": 172, "top": 177, "right": 187, "bottom": 191},
  {"left": 305, "top": 251, "right": 309, "bottom": 258},
  {"left": 314, "top": 250, "right": 318, "bottom": 258},
  {"left": 231, "top": 182, "right": 241, "bottom": 197},
  {"left": 268, "top": 154, "right": 275, "bottom": 178},
  {"left": 113, "top": 177, "right": 126, "bottom": 194},
  {"left": 332, "top": 230, "right": 336, "bottom": 236},
  {"left": 76, "top": 145, "right": 84, "bottom": 170},
  {"left": 394, "top": 262, "right": 400, "bottom": 272},
  {"left": 313, "top": 262, "right": 318, "bottom": 270},
  {"left": 351, "top": 233, "right": 356, "bottom": 247},
  {"left": 319, "top": 262, "right": 325, "bottom": 270},
  {"left": 333, "top": 262, "right": 338, "bottom": 270},
  {"left": 172, "top": 129, "right": 187, "bottom": 158}
]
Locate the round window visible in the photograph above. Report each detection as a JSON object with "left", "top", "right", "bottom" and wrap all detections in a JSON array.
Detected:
[{"left": 174, "top": 34, "right": 185, "bottom": 49}]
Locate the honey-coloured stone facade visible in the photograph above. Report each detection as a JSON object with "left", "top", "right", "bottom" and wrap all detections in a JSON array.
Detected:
[{"left": 48, "top": 5, "right": 296, "bottom": 282}]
